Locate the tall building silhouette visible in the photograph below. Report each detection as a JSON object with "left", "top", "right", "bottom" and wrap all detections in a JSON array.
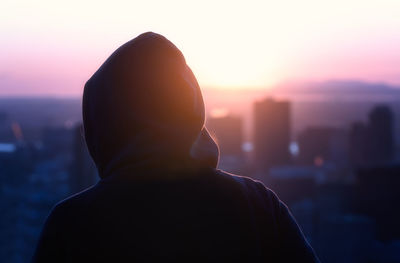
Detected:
[
  {"left": 206, "top": 114, "right": 245, "bottom": 173},
  {"left": 207, "top": 115, "right": 243, "bottom": 157},
  {"left": 367, "top": 105, "right": 394, "bottom": 164},
  {"left": 253, "top": 98, "right": 291, "bottom": 172},
  {"left": 350, "top": 105, "right": 394, "bottom": 167}
]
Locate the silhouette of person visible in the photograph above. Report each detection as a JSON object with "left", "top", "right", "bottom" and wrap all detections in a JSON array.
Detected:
[{"left": 32, "top": 32, "right": 319, "bottom": 262}]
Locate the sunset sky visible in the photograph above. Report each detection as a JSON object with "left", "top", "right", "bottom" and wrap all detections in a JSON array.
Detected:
[{"left": 1, "top": 0, "right": 399, "bottom": 96}]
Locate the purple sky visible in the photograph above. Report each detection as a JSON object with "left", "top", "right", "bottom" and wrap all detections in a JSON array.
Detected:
[{"left": 1, "top": 0, "right": 400, "bottom": 96}]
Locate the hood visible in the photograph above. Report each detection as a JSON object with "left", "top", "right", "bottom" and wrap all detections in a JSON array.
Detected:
[{"left": 83, "top": 32, "right": 219, "bottom": 178}]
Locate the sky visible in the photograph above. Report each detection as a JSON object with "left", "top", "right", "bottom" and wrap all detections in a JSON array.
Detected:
[{"left": 1, "top": 0, "right": 400, "bottom": 96}]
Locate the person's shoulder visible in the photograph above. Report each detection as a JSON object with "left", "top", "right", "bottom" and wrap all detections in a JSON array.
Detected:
[
  {"left": 51, "top": 183, "right": 101, "bottom": 215},
  {"left": 214, "top": 169, "right": 283, "bottom": 221},
  {"left": 214, "top": 169, "right": 280, "bottom": 203}
]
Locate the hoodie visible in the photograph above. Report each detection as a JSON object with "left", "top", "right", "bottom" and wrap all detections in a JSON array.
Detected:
[
  {"left": 82, "top": 32, "right": 218, "bottom": 177},
  {"left": 32, "top": 32, "right": 319, "bottom": 263}
]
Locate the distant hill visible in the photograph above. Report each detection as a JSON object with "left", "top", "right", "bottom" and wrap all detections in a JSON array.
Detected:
[{"left": 271, "top": 80, "right": 400, "bottom": 100}]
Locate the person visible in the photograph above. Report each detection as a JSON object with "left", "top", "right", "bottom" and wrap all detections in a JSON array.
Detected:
[{"left": 32, "top": 32, "right": 319, "bottom": 262}]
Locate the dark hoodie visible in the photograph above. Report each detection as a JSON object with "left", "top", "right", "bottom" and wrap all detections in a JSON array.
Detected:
[{"left": 32, "top": 32, "right": 319, "bottom": 262}]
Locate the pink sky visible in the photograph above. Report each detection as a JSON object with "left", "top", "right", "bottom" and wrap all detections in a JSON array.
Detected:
[{"left": 1, "top": 0, "right": 400, "bottom": 96}]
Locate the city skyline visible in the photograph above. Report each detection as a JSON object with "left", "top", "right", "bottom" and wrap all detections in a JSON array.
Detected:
[{"left": 0, "top": 95, "right": 399, "bottom": 262}]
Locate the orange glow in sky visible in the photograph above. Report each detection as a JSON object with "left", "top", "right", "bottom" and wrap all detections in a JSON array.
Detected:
[{"left": 1, "top": 0, "right": 400, "bottom": 95}]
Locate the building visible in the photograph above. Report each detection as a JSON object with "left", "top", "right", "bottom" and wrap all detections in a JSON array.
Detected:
[
  {"left": 253, "top": 98, "right": 291, "bottom": 172},
  {"left": 297, "top": 127, "right": 349, "bottom": 167},
  {"left": 350, "top": 105, "right": 394, "bottom": 167},
  {"left": 207, "top": 115, "right": 243, "bottom": 157},
  {"left": 367, "top": 105, "right": 394, "bottom": 164},
  {"left": 206, "top": 114, "right": 245, "bottom": 173}
]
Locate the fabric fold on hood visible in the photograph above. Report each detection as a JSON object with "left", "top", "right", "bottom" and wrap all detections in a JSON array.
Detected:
[{"left": 83, "top": 32, "right": 219, "bottom": 178}]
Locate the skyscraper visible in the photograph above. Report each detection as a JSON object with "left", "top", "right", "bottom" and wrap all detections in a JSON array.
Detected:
[
  {"left": 350, "top": 105, "right": 394, "bottom": 167},
  {"left": 206, "top": 114, "right": 245, "bottom": 173},
  {"left": 367, "top": 105, "right": 394, "bottom": 164},
  {"left": 253, "top": 98, "right": 291, "bottom": 172},
  {"left": 207, "top": 115, "right": 243, "bottom": 157}
]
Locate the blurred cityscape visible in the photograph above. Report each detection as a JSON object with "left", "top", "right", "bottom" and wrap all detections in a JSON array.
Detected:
[{"left": 1, "top": 81, "right": 400, "bottom": 262}]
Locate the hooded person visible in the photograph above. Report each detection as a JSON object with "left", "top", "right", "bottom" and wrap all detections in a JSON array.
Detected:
[{"left": 32, "top": 32, "right": 319, "bottom": 262}]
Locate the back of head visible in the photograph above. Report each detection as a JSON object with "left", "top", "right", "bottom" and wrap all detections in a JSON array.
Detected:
[{"left": 83, "top": 32, "right": 219, "bottom": 178}]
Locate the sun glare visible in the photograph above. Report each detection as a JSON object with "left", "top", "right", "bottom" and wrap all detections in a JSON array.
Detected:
[{"left": 1, "top": 0, "right": 400, "bottom": 95}]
